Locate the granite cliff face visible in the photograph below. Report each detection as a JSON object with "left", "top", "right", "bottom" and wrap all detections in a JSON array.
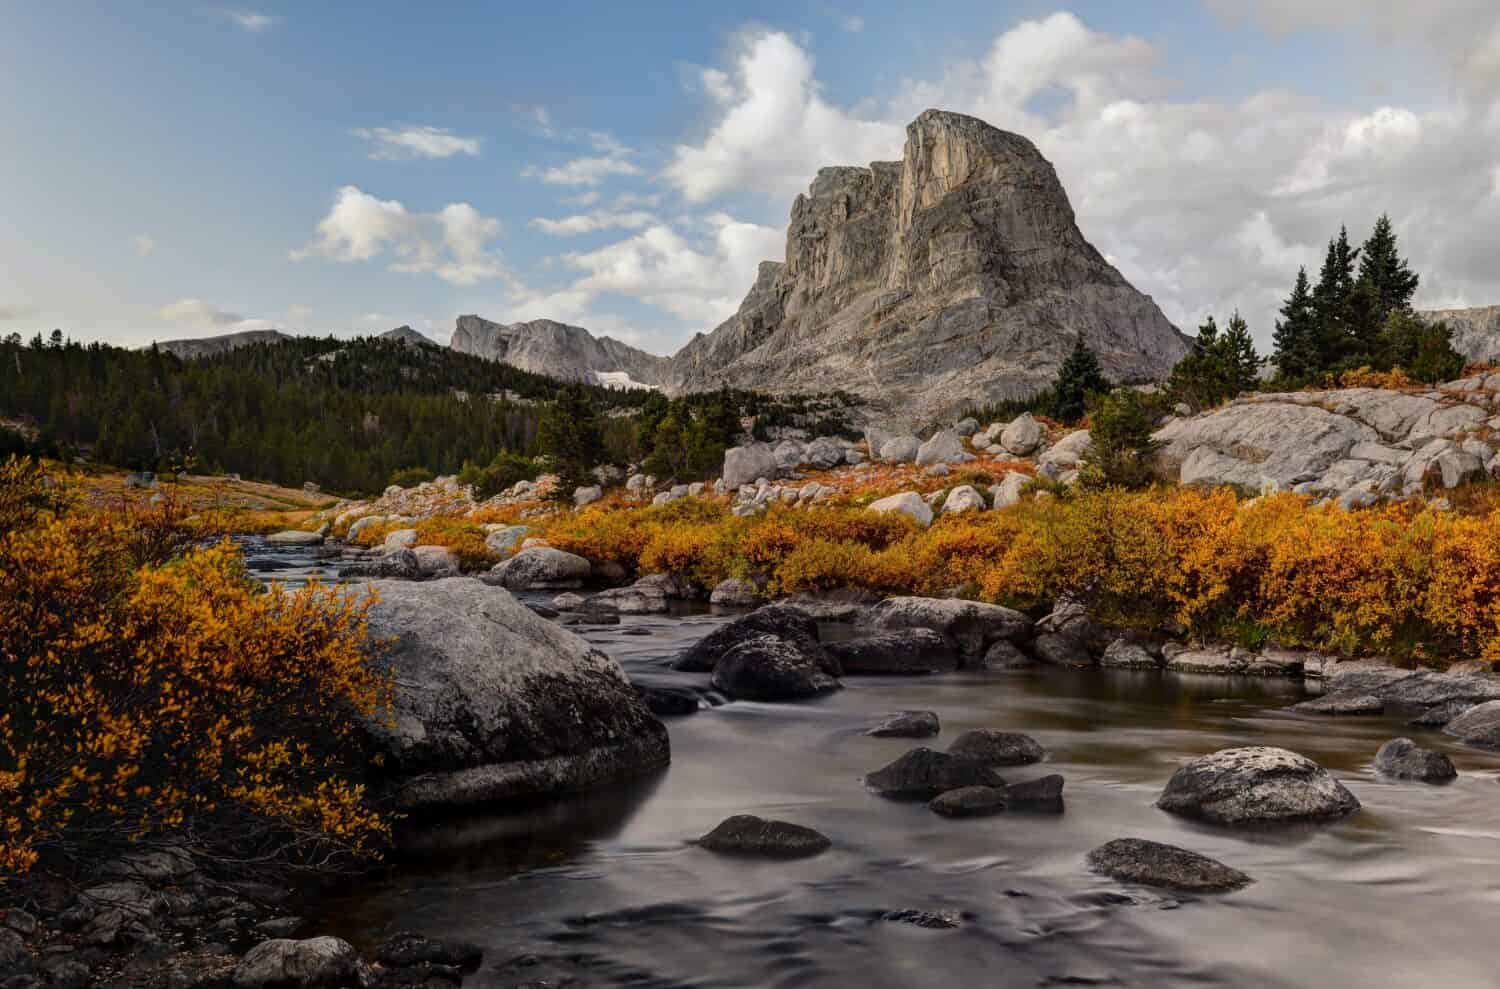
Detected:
[
  {"left": 453, "top": 110, "right": 1188, "bottom": 421},
  {"left": 1419, "top": 306, "right": 1500, "bottom": 364},
  {"left": 449, "top": 315, "right": 667, "bottom": 389},
  {"left": 662, "top": 110, "right": 1190, "bottom": 423}
]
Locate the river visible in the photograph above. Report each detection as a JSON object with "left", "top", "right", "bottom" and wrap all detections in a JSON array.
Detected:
[{"left": 241, "top": 537, "right": 1500, "bottom": 988}]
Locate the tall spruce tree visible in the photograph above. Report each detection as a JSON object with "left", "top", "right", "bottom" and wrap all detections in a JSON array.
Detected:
[
  {"left": 1356, "top": 214, "right": 1419, "bottom": 324},
  {"left": 1052, "top": 336, "right": 1110, "bottom": 424},
  {"left": 1311, "top": 226, "right": 1361, "bottom": 368},
  {"left": 1221, "top": 311, "right": 1261, "bottom": 394},
  {"left": 536, "top": 384, "right": 606, "bottom": 498},
  {"left": 1272, "top": 267, "right": 1319, "bottom": 382}
]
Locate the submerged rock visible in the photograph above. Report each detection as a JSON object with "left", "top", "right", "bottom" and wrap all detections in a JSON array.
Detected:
[
  {"left": 1156, "top": 746, "right": 1360, "bottom": 824},
  {"left": 946, "top": 729, "right": 1044, "bottom": 766},
  {"left": 1087, "top": 839, "right": 1252, "bottom": 893},
  {"left": 635, "top": 684, "right": 700, "bottom": 717},
  {"left": 711, "top": 635, "right": 842, "bottom": 702},
  {"left": 928, "top": 785, "right": 1009, "bottom": 818},
  {"left": 864, "top": 747, "right": 1006, "bottom": 798},
  {"left": 361, "top": 578, "right": 669, "bottom": 810},
  {"left": 826, "top": 629, "right": 958, "bottom": 675},
  {"left": 1373, "top": 738, "right": 1457, "bottom": 782},
  {"left": 375, "top": 932, "right": 483, "bottom": 972},
  {"left": 1005, "top": 774, "right": 1066, "bottom": 812},
  {"left": 1291, "top": 691, "right": 1385, "bottom": 715},
  {"left": 695, "top": 815, "right": 831, "bottom": 858},
  {"left": 866, "top": 710, "right": 941, "bottom": 738}
]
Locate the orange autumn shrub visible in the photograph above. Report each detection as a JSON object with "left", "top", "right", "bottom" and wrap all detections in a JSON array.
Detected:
[
  {"left": 353, "top": 516, "right": 495, "bottom": 570},
  {"left": 0, "top": 457, "right": 391, "bottom": 882},
  {"left": 638, "top": 521, "right": 743, "bottom": 587}
]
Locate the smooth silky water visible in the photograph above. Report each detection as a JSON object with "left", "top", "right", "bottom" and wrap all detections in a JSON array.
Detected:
[{"left": 245, "top": 540, "right": 1500, "bottom": 987}]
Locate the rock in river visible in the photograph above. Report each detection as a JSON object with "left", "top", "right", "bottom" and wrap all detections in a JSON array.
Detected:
[
  {"left": 1005, "top": 773, "right": 1066, "bottom": 812},
  {"left": 233, "top": 936, "right": 362, "bottom": 988},
  {"left": 865, "top": 747, "right": 1006, "bottom": 799},
  {"left": 826, "top": 629, "right": 959, "bottom": 675},
  {"left": 361, "top": 578, "right": 669, "bottom": 811},
  {"left": 1087, "top": 839, "right": 1252, "bottom": 893},
  {"left": 946, "top": 729, "right": 1044, "bottom": 766},
  {"left": 1156, "top": 746, "right": 1359, "bottom": 824},
  {"left": 869, "top": 597, "right": 1031, "bottom": 658},
  {"left": 929, "top": 785, "right": 1009, "bottom": 818},
  {"left": 673, "top": 604, "right": 829, "bottom": 673},
  {"left": 711, "top": 635, "right": 842, "bottom": 702},
  {"left": 485, "top": 546, "right": 592, "bottom": 590},
  {"left": 866, "top": 710, "right": 941, "bottom": 738},
  {"left": 695, "top": 815, "right": 831, "bottom": 858},
  {"left": 1373, "top": 737, "right": 1457, "bottom": 782},
  {"left": 1445, "top": 700, "right": 1500, "bottom": 747}
]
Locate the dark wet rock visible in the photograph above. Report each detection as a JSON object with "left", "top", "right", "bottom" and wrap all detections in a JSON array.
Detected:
[
  {"left": 1373, "top": 737, "right": 1457, "bottom": 782},
  {"left": 635, "top": 684, "right": 700, "bottom": 717},
  {"left": 254, "top": 917, "right": 304, "bottom": 939},
  {"left": 868, "top": 597, "right": 1032, "bottom": 657},
  {"left": 1409, "top": 699, "right": 1475, "bottom": 728},
  {"left": 978, "top": 639, "right": 1036, "bottom": 669},
  {"left": 362, "top": 578, "right": 669, "bottom": 811},
  {"left": 1099, "top": 639, "right": 1161, "bottom": 670},
  {"left": 0, "top": 931, "right": 30, "bottom": 971},
  {"left": 695, "top": 815, "right": 831, "bottom": 858},
  {"left": 783, "top": 587, "right": 882, "bottom": 621},
  {"left": 711, "top": 635, "right": 842, "bottom": 701},
  {"left": 232, "top": 936, "right": 362, "bottom": 988},
  {"left": 525, "top": 603, "right": 559, "bottom": 619},
  {"left": 1291, "top": 691, "right": 1384, "bottom": 715},
  {"left": 879, "top": 909, "right": 962, "bottom": 929},
  {"left": 0, "top": 912, "right": 35, "bottom": 937},
  {"left": 825, "top": 629, "right": 958, "bottom": 675},
  {"left": 375, "top": 932, "right": 483, "bottom": 972},
  {"left": 561, "top": 599, "right": 621, "bottom": 626},
  {"left": 1005, "top": 774, "right": 1066, "bottom": 812},
  {"left": 1031, "top": 632, "right": 1095, "bottom": 668},
  {"left": 673, "top": 604, "right": 828, "bottom": 673},
  {"left": 1445, "top": 700, "right": 1500, "bottom": 748},
  {"left": 928, "top": 785, "right": 1009, "bottom": 818},
  {"left": 621, "top": 627, "right": 653, "bottom": 637},
  {"left": 866, "top": 710, "right": 940, "bottom": 738},
  {"left": 946, "top": 729, "right": 1044, "bottom": 766},
  {"left": 1087, "top": 838, "right": 1252, "bottom": 892},
  {"left": 1157, "top": 746, "right": 1360, "bottom": 824},
  {"left": 864, "top": 747, "right": 1006, "bottom": 798}
]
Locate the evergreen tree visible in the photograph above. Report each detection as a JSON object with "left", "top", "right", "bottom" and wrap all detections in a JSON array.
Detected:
[
  {"left": 1167, "top": 313, "right": 1259, "bottom": 410},
  {"left": 1052, "top": 336, "right": 1110, "bottom": 424},
  {"left": 1079, "top": 388, "right": 1162, "bottom": 490},
  {"left": 1311, "top": 227, "right": 1360, "bottom": 367},
  {"left": 1356, "top": 214, "right": 1419, "bottom": 323},
  {"left": 536, "top": 384, "right": 605, "bottom": 498},
  {"left": 1221, "top": 311, "right": 1261, "bottom": 395},
  {"left": 1272, "top": 266, "right": 1319, "bottom": 382}
]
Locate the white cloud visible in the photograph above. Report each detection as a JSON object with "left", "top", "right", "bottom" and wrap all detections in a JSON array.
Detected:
[
  {"left": 530, "top": 210, "right": 657, "bottom": 237},
  {"left": 841, "top": 15, "right": 865, "bottom": 33},
  {"left": 217, "top": 8, "right": 280, "bottom": 32},
  {"left": 159, "top": 299, "right": 244, "bottom": 327},
  {"left": 352, "top": 126, "right": 481, "bottom": 160},
  {"left": 290, "top": 186, "right": 507, "bottom": 286},
  {"left": 522, "top": 132, "right": 643, "bottom": 187},
  {"left": 131, "top": 234, "right": 156, "bottom": 257},
  {"left": 286, "top": 304, "right": 313, "bottom": 322},
  {"left": 658, "top": 13, "right": 1500, "bottom": 346}
]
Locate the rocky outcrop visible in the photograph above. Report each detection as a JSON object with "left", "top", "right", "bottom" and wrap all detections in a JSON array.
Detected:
[
  {"left": 660, "top": 110, "right": 1189, "bottom": 424},
  {"left": 869, "top": 596, "right": 1031, "bottom": 658},
  {"left": 380, "top": 324, "right": 438, "bottom": 347},
  {"left": 360, "top": 579, "right": 669, "bottom": 810},
  {"left": 1087, "top": 839, "right": 1252, "bottom": 893},
  {"left": 1156, "top": 746, "right": 1359, "bottom": 824},
  {"left": 1418, "top": 305, "right": 1500, "bottom": 364},
  {"left": 825, "top": 629, "right": 958, "bottom": 674},
  {"left": 152, "top": 328, "right": 292, "bottom": 360},
  {"left": 449, "top": 315, "right": 668, "bottom": 387}
]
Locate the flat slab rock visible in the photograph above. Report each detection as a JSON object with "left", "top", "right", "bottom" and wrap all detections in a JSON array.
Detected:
[
  {"left": 865, "top": 747, "right": 1006, "bottom": 798},
  {"left": 695, "top": 815, "right": 831, "bottom": 858},
  {"left": 1156, "top": 746, "right": 1360, "bottom": 824},
  {"left": 1087, "top": 838, "right": 1252, "bottom": 893}
]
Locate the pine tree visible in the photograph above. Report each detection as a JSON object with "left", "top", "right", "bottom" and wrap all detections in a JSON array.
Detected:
[
  {"left": 1052, "top": 336, "right": 1110, "bottom": 424},
  {"left": 1357, "top": 214, "right": 1419, "bottom": 323},
  {"left": 1221, "top": 311, "right": 1261, "bottom": 395},
  {"left": 533, "top": 385, "right": 607, "bottom": 498},
  {"left": 1272, "top": 267, "right": 1319, "bottom": 382},
  {"left": 1311, "top": 227, "right": 1360, "bottom": 368}
]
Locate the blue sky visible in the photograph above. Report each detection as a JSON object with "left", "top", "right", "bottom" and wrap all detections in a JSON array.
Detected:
[{"left": 4, "top": 1, "right": 1499, "bottom": 353}]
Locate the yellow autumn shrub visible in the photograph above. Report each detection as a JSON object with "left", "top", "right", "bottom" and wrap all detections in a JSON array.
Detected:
[{"left": 0, "top": 457, "right": 391, "bottom": 883}]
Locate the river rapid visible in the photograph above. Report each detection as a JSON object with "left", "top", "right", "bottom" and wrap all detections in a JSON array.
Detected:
[{"left": 241, "top": 537, "right": 1500, "bottom": 988}]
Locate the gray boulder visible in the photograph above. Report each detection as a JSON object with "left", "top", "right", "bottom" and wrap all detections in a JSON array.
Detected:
[
  {"left": 869, "top": 596, "right": 1031, "bottom": 657},
  {"left": 1100, "top": 638, "right": 1161, "bottom": 670},
  {"left": 864, "top": 747, "right": 1006, "bottom": 798},
  {"left": 484, "top": 525, "right": 529, "bottom": 556},
  {"left": 1156, "top": 746, "right": 1359, "bottom": 824},
  {"left": 695, "top": 815, "right": 831, "bottom": 858},
  {"left": 990, "top": 471, "right": 1031, "bottom": 509},
  {"left": 1000, "top": 414, "right": 1043, "bottom": 456},
  {"left": 382, "top": 528, "right": 419, "bottom": 551},
  {"left": 1039, "top": 430, "right": 1092, "bottom": 470},
  {"left": 265, "top": 529, "right": 324, "bottom": 547},
  {"left": 867, "top": 491, "right": 933, "bottom": 526},
  {"left": 928, "top": 785, "right": 1008, "bottom": 818},
  {"left": 486, "top": 546, "right": 592, "bottom": 590},
  {"left": 1005, "top": 773, "right": 1065, "bottom": 811},
  {"left": 866, "top": 710, "right": 941, "bottom": 738},
  {"left": 1087, "top": 839, "right": 1252, "bottom": 893},
  {"left": 723, "top": 444, "right": 778, "bottom": 489},
  {"left": 1373, "top": 737, "right": 1456, "bottom": 782},
  {"left": 710, "top": 578, "right": 766, "bottom": 608},
  {"left": 825, "top": 629, "right": 958, "bottom": 675},
  {"left": 942, "top": 485, "right": 986, "bottom": 514},
  {"left": 573, "top": 485, "right": 603, "bottom": 507},
  {"left": 361, "top": 579, "right": 669, "bottom": 810},
  {"left": 233, "top": 937, "right": 362, "bottom": 988},
  {"left": 916, "top": 430, "right": 967, "bottom": 466},
  {"left": 1292, "top": 691, "right": 1385, "bottom": 715},
  {"left": 979, "top": 639, "right": 1036, "bottom": 669},
  {"left": 711, "top": 635, "right": 842, "bottom": 701},
  {"left": 411, "top": 545, "right": 460, "bottom": 578},
  {"left": 946, "top": 729, "right": 1044, "bottom": 766},
  {"left": 805, "top": 436, "right": 847, "bottom": 469},
  {"left": 1444, "top": 700, "right": 1500, "bottom": 748},
  {"left": 1031, "top": 632, "right": 1095, "bottom": 668},
  {"left": 673, "top": 604, "right": 829, "bottom": 673},
  {"left": 879, "top": 435, "right": 921, "bottom": 463},
  {"left": 590, "top": 580, "right": 671, "bottom": 614}
]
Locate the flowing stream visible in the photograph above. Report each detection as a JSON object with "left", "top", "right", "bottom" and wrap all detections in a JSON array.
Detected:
[{"left": 244, "top": 538, "right": 1500, "bottom": 988}]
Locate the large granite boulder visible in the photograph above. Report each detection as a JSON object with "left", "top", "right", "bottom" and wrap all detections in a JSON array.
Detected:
[
  {"left": 1444, "top": 700, "right": 1500, "bottom": 748},
  {"left": 867, "top": 491, "right": 932, "bottom": 526},
  {"left": 710, "top": 635, "right": 842, "bottom": 701},
  {"left": 1373, "top": 737, "right": 1457, "bottom": 782},
  {"left": 1000, "top": 414, "right": 1043, "bottom": 456},
  {"left": 1156, "top": 746, "right": 1359, "bottom": 824},
  {"left": 673, "top": 604, "right": 829, "bottom": 673},
  {"left": 916, "top": 430, "right": 968, "bottom": 466},
  {"left": 825, "top": 629, "right": 958, "bottom": 675},
  {"left": 485, "top": 547, "right": 592, "bottom": 590},
  {"left": 723, "top": 444, "right": 777, "bottom": 489},
  {"left": 869, "top": 597, "right": 1031, "bottom": 658},
  {"left": 361, "top": 579, "right": 669, "bottom": 810},
  {"left": 879, "top": 436, "right": 921, "bottom": 464},
  {"left": 233, "top": 937, "right": 362, "bottom": 988}
]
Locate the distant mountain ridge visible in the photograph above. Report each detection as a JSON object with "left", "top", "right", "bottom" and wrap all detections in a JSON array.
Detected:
[
  {"left": 153, "top": 329, "right": 292, "bottom": 359},
  {"left": 1418, "top": 306, "right": 1500, "bottom": 364},
  {"left": 448, "top": 315, "right": 667, "bottom": 390}
]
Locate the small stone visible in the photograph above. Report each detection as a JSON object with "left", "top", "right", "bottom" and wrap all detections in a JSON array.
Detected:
[
  {"left": 1087, "top": 838, "right": 1252, "bottom": 892},
  {"left": 695, "top": 815, "right": 831, "bottom": 858},
  {"left": 866, "top": 711, "right": 941, "bottom": 738},
  {"left": 880, "top": 909, "right": 962, "bottom": 929},
  {"left": 1373, "top": 737, "right": 1457, "bottom": 782}
]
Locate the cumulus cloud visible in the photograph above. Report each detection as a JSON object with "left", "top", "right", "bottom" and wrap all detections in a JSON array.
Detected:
[
  {"left": 158, "top": 299, "right": 245, "bottom": 327},
  {"left": 217, "top": 8, "right": 280, "bottom": 32},
  {"left": 522, "top": 133, "right": 642, "bottom": 187},
  {"left": 131, "top": 234, "right": 156, "bottom": 257},
  {"left": 530, "top": 209, "right": 657, "bottom": 236},
  {"left": 659, "top": 12, "right": 1500, "bottom": 343},
  {"left": 352, "top": 126, "right": 482, "bottom": 160},
  {"left": 290, "top": 186, "right": 507, "bottom": 286}
]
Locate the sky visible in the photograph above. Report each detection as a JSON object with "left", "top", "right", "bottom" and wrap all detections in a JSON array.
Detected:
[{"left": 5, "top": 1, "right": 1500, "bottom": 355}]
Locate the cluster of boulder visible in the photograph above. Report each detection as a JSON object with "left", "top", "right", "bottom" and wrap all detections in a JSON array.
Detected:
[{"left": 0, "top": 847, "right": 483, "bottom": 988}]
